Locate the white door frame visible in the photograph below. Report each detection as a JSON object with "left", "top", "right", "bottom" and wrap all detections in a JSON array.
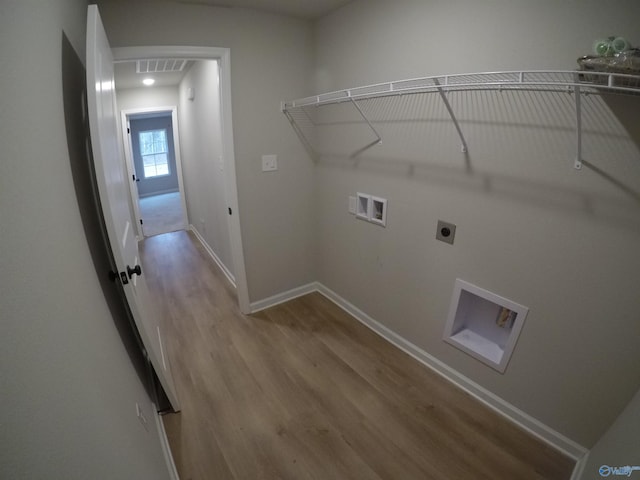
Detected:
[
  {"left": 112, "top": 46, "right": 250, "bottom": 314},
  {"left": 120, "top": 106, "right": 188, "bottom": 239}
]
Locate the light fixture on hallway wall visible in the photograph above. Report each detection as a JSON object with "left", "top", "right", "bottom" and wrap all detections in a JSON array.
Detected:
[
  {"left": 142, "top": 77, "right": 155, "bottom": 86},
  {"left": 187, "top": 87, "right": 195, "bottom": 101}
]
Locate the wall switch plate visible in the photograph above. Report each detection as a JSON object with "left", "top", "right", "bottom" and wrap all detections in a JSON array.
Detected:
[
  {"left": 436, "top": 220, "right": 456, "bottom": 244},
  {"left": 262, "top": 154, "right": 278, "bottom": 172},
  {"left": 348, "top": 196, "right": 356, "bottom": 214}
]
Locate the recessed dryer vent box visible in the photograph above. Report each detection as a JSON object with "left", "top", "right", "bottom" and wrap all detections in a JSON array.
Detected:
[{"left": 443, "top": 279, "right": 528, "bottom": 373}]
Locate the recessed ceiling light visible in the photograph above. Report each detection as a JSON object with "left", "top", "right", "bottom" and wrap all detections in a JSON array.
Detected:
[{"left": 142, "top": 78, "right": 155, "bottom": 86}]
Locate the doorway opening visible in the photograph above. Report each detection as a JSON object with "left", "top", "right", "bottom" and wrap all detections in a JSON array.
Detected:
[
  {"left": 112, "top": 46, "right": 250, "bottom": 314},
  {"left": 121, "top": 108, "right": 189, "bottom": 237}
]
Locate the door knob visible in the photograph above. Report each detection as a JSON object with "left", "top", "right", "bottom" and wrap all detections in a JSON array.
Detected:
[{"left": 127, "top": 264, "right": 142, "bottom": 279}]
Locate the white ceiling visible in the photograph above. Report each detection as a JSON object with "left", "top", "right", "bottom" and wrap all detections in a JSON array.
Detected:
[{"left": 99, "top": 0, "right": 353, "bottom": 20}]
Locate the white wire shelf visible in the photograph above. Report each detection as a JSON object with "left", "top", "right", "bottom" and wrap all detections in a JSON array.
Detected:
[
  {"left": 281, "top": 70, "right": 640, "bottom": 168},
  {"left": 282, "top": 70, "right": 640, "bottom": 110}
]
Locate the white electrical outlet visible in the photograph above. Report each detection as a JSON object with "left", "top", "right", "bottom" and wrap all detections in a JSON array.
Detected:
[{"left": 261, "top": 154, "right": 278, "bottom": 172}]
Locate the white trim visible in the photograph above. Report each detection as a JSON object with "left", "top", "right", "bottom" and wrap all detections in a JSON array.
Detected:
[
  {"left": 113, "top": 46, "right": 230, "bottom": 62},
  {"left": 153, "top": 403, "right": 180, "bottom": 480},
  {"left": 570, "top": 451, "right": 590, "bottom": 480},
  {"left": 170, "top": 107, "right": 188, "bottom": 228},
  {"left": 217, "top": 48, "right": 250, "bottom": 314},
  {"left": 190, "top": 225, "right": 236, "bottom": 288},
  {"left": 112, "top": 46, "right": 251, "bottom": 315},
  {"left": 249, "top": 283, "right": 318, "bottom": 313},
  {"left": 249, "top": 281, "right": 588, "bottom": 460}
]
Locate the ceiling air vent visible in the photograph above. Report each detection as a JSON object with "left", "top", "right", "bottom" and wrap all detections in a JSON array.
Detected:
[{"left": 136, "top": 59, "right": 188, "bottom": 74}]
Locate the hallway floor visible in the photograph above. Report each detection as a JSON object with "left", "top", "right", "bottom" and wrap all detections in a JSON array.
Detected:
[
  {"left": 138, "top": 191, "right": 185, "bottom": 237},
  {"left": 140, "top": 230, "right": 575, "bottom": 480}
]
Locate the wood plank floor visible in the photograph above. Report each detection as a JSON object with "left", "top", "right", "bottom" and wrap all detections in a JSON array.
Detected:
[{"left": 140, "top": 230, "right": 575, "bottom": 480}]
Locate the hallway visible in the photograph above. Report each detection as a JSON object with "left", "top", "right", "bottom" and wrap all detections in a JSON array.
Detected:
[
  {"left": 138, "top": 192, "right": 185, "bottom": 237},
  {"left": 140, "top": 231, "right": 574, "bottom": 480}
]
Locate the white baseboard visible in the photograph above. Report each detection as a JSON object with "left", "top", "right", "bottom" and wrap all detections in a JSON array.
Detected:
[
  {"left": 250, "top": 281, "right": 588, "bottom": 461},
  {"left": 570, "top": 451, "right": 590, "bottom": 480},
  {"left": 250, "top": 282, "right": 318, "bottom": 313},
  {"left": 139, "top": 188, "right": 179, "bottom": 198},
  {"left": 153, "top": 404, "right": 180, "bottom": 480},
  {"left": 189, "top": 225, "right": 236, "bottom": 288}
]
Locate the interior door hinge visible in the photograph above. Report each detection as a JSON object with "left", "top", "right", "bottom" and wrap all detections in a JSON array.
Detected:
[
  {"left": 127, "top": 127, "right": 130, "bottom": 134},
  {"left": 140, "top": 219, "right": 143, "bottom": 225},
  {"left": 228, "top": 207, "right": 232, "bottom": 215}
]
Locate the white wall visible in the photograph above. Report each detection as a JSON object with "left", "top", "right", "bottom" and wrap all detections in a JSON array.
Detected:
[
  {"left": 0, "top": 0, "right": 172, "bottom": 478},
  {"left": 178, "top": 60, "right": 234, "bottom": 275},
  {"left": 314, "top": 0, "right": 640, "bottom": 91},
  {"left": 97, "top": 1, "right": 317, "bottom": 302},
  {"left": 117, "top": 85, "right": 179, "bottom": 112},
  {"left": 313, "top": 0, "right": 640, "bottom": 448},
  {"left": 582, "top": 387, "right": 640, "bottom": 479}
]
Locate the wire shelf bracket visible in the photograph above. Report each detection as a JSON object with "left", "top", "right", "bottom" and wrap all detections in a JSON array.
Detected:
[
  {"left": 573, "top": 83, "right": 583, "bottom": 170},
  {"left": 282, "top": 103, "right": 318, "bottom": 162},
  {"left": 348, "top": 97, "right": 382, "bottom": 159},
  {"left": 433, "top": 77, "right": 469, "bottom": 154}
]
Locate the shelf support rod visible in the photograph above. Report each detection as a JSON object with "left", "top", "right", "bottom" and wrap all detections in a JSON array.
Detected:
[
  {"left": 283, "top": 109, "right": 318, "bottom": 162},
  {"left": 301, "top": 105, "right": 316, "bottom": 126},
  {"left": 349, "top": 98, "right": 382, "bottom": 158},
  {"left": 434, "top": 78, "right": 469, "bottom": 154},
  {"left": 574, "top": 84, "right": 583, "bottom": 170}
]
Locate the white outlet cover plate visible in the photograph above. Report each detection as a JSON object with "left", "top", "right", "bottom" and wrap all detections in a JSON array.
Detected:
[{"left": 262, "top": 154, "right": 278, "bottom": 172}]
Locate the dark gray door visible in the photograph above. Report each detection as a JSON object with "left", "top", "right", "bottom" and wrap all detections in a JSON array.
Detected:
[{"left": 130, "top": 114, "right": 179, "bottom": 197}]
